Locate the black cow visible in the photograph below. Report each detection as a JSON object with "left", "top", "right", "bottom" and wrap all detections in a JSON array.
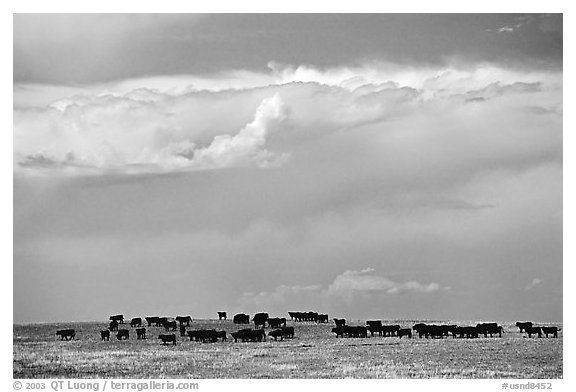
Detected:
[
  {"left": 525, "top": 326, "right": 542, "bottom": 338},
  {"left": 288, "top": 311, "right": 319, "bottom": 322},
  {"left": 267, "top": 317, "right": 287, "bottom": 329},
  {"left": 116, "top": 329, "right": 129, "bottom": 340},
  {"left": 176, "top": 316, "right": 192, "bottom": 326},
  {"left": 100, "top": 330, "right": 110, "bottom": 341},
  {"left": 253, "top": 313, "right": 269, "bottom": 329},
  {"left": 158, "top": 334, "right": 177, "bottom": 345},
  {"left": 412, "top": 323, "right": 428, "bottom": 338},
  {"left": 163, "top": 320, "right": 177, "bottom": 331},
  {"left": 453, "top": 326, "right": 479, "bottom": 338},
  {"left": 136, "top": 328, "right": 146, "bottom": 339},
  {"left": 145, "top": 316, "right": 160, "bottom": 327},
  {"left": 476, "top": 323, "right": 503, "bottom": 338},
  {"left": 130, "top": 318, "right": 142, "bottom": 327},
  {"left": 332, "top": 326, "right": 348, "bottom": 338},
  {"left": 366, "top": 320, "right": 383, "bottom": 336},
  {"left": 158, "top": 317, "right": 169, "bottom": 326},
  {"left": 180, "top": 325, "right": 187, "bottom": 337},
  {"left": 316, "top": 314, "right": 329, "bottom": 323},
  {"left": 382, "top": 325, "right": 401, "bottom": 337},
  {"left": 233, "top": 313, "right": 250, "bottom": 324},
  {"left": 109, "top": 314, "right": 124, "bottom": 324},
  {"left": 109, "top": 320, "right": 119, "bottom": 331},
  {"left": 231, "top": 329, "right": 266, "bottom": 342},
  {"left": 56, "top": 329, "right": 76, "bottom": 341},
  {"left": 541, "top": 327, "right": 560, "bottom": 338},
  {"left": 334, "top": 318, "right": 346, "bottom": 327},
  {"left": 516, "top": 321, "right": 533, "bottom": 333},
  {"left": 268, "top": 329, "right": 285, "bottom": 341},
  {"left": 218, "top": 312, "right": 227, "bottom": 320},
  {"left": 282, "top": 326, "right": 295, "bottom": 339},
  {"left": 398, "top": 328, "right": 412, "bottom": 338},
  {"left": 332, "top": 326, "right": 367, "bottom": 338}
]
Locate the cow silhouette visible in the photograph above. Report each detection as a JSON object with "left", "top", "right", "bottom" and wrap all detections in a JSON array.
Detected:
[
  {"left": 56, "top": 329, "right": 75, "bottom": 341},
  {"left": 109, "top": 320, "right": 119, "bottom": 331},
  {"left": 109, "top": 315, "right": 124, "bottom": 324},
  {"left": 541, "top": 327, "right": 560, "bottom": 338},
  {"left": 233, "top": 313, "right": 250, "bottom": 324},
  {"left": 218, "top": 312, "right": 227, "bottom": 320},
  {"left": 334, "top": 318, "right": 346, "bottom": 327},
  {"left": 116, "top": 329, "right": 129, "bottom": 340},
  {"left": 253, "top": 313, "right": 269, "bottom": 329},
  {"left": 100, "top": 330, "right": 110, "bottom": 341},
  {"left": 136, "top": 328, "right": 147, "bottom": 339},
  {"left": 176, "top": 316, "right": 192, "bottom": 326},
  {"left": 163, "top": 320, "right": 177, "bottom": 331},
  {"left": 525, "top": 326, "right": 542, "bottom": 338},
  {"left": 158, "top": 334, "right": 176, "bottom": 345},
  {"left": 130, "top": 318, "right": 142, "bottom": 327},
  {"left": 516, "top": 321, "right": 533, "bottom": 333}
]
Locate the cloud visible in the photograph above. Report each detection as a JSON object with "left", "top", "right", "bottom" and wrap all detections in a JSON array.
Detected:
[
  {"left": 14, "top": 62, "right": 562, "bottom": 179},
  {"left": 238, "top": 268, "right": 447, "bottom": 313},
  {"left": 525, "top": 278, "right": 543, "bottom": 291},
  {"left": 186, "top": 94, "right": 289, "bottom": 169},
  {"left": 497, "top": 27, "right": 515, "bottom": 33},
  {"left": 325, "top": 268, "right": 444, "bottom": 297}
]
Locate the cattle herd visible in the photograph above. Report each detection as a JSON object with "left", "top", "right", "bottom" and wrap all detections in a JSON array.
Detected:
[{"left": 54, "top": 311, "right": 561, "bottom": 345}]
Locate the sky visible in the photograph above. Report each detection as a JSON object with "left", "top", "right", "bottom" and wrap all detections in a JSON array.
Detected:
[{"left": 13, "top": 14, "right": 563, "bottom": 323}]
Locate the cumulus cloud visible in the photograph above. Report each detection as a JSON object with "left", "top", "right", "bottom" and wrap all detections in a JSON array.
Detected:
[
  {"left": 326, "top": 268, "right": 443, "bottom": 297},
  {"left": 238, "top": 268, "right": 447, "bottom": 313},
  {"left": 14, "top": 62, "right": 562, "bottom": 179}
]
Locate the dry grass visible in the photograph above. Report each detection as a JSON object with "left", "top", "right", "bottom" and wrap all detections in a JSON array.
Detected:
[{"left": 13, "top": 320, "right": 562, "bottom": 379}]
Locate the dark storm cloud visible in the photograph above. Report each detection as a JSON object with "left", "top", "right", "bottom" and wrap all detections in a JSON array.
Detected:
[{"left": 14, "top": 14, "right": 562, "bottom": 84}]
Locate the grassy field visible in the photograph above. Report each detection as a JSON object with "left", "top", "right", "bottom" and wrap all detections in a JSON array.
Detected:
[{"left": 13, "top": 319, "right": 562, "bottom": 379}]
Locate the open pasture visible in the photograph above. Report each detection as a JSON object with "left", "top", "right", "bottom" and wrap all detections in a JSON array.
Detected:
[{"left": 14, "top": 319, "right": 562, "bottom": 379}]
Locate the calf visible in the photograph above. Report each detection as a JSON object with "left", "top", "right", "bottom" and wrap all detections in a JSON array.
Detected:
[
  {"left": 136, "top": 328, "right": 147, "bottom": 339},
  {"left": 218, "top": 312, "right": 227, "bottom": 320},
  {"left": 116, "top": 329, "right": 129, "bottom": 340},
  {"left": 398, "top": 328, "right": 412, "bottom": 339},
  {"left": 56, "top": 329, "right": 75, "bottom": 341},
  {"left": 100, "top": 330, "right": 110, "bottom": 341},
  {"left": 158, "top": 334, "right": 177, "bottom": 345}
]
